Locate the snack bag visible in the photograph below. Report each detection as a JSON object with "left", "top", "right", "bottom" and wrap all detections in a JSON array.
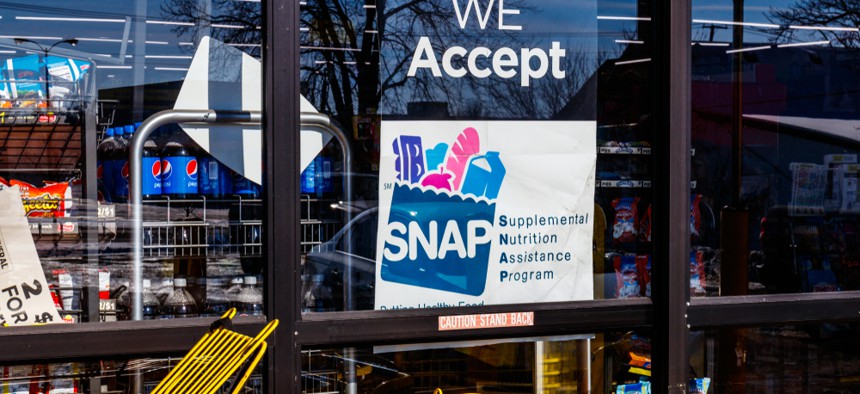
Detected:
[
  {"left": 690, "top": 194, "right": 702, "bottom": 242},
  {"left": 690, "top": 248, "right": 706, "bottom": 296},
  {"left": 639, "top": 204, "right": 651, "bottom": 242},
  {"left": 637, "top": 255, "right": 651, "bottom": 297},
  {"left": 616, "top": 382, "right": 651, "bottom": 394},
  {"left": 6, "top": 179, "right": 71, "bottom": 218},
  {"left": 614, "top": 254, "right": 641, "bottom": 298},
  {"left": 613, "top": 197, "right": 640, "bottom": 244},
  {"left": 689, "top": 377, "right": 710, "bottom": 394}
]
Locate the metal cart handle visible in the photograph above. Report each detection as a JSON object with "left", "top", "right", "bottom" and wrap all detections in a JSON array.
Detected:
[{"left": 129, "top": 110, "right": 353, "bottom": 320}]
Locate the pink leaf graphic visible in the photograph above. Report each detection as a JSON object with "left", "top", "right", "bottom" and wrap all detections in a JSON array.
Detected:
[{"left": 444, "top": 127, "right": 480, "bottom": 191}]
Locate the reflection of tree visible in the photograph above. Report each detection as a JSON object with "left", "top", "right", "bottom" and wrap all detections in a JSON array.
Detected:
[
  {"left": 161, "top": 0, "right": 262, "bottom": 57},
  {"left": 767, "top": 0, "right": 859, "bottom": 47},
  {"left": 162, "top": 0, "right": 598, "bottom": 125}
]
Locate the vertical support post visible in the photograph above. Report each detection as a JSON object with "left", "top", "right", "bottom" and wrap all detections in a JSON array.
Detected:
[
  {"left": 264, "top": 0, "right": 301, "bottom": 391},
  {"left": 81, "top": 79, "right": 100, "bottom": 325},
  {"left": 651, "top": 0, "right": 691, "bottom": 389}
]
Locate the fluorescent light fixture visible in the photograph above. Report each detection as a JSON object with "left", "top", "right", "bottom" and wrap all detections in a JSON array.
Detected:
[
  {"left": 315, "top": 60, "right": 328, "bottom": 64},
  {"left": 0, "top": 35, "right": 62, "bottom": 40},
  {"left": 99, "top": 65, "right": 133, "bottom": 69},
  {"left": 154, "top": 67, "right": 189, "bottom": 71},
  {"left": 107, "top": 74, "right": 115, "bottom": 78},
  {"left": 0, "top": 50, "right": 15, "bottom": 54},
  {"left": 365, "top": 30, "right": 378, "bottom": 34},
  {"left": 725, "top": 45, "right": 771, "bottom": 54},
  {"left": 16, "top": 16, "right": 125, "bottom": 23},
  {"left": 777, "top": 40, "right": 830, "bottom": 48},
  {"left": 179, "top": 42, "right": 194, "bottom": 46},
  {"left": 364, "top": 4, "right": 376, "bottom": 8},
  {"left": 212, "top": 24, "right": 245, "bottom": 29},
  {"left": 300, "top": 27, "right": 310, "bottom": 32},
  {"left": 227, "top": 43, "right": 261, "bottom": 47},
  {"left": 146, "top": 41, "right": 169, "bottom": 45},
  {"left": 146, "top": 20, "right": 195, "bottom": 27},
  {"left": 145, "top": 55, "right": 192, "bottom": 59},
  {"left": 77, "top": 37, "right": 123, "bottom": 43},
  {"left": 789, "top": 25, "right": 859, "bottom": 32},
  {"left": 615, "top": 39, "right": 644, "bottom": 44},
  {"left": 343, "top": 61, "right": 357, "bottom": 65},
  {"left": 615, "top": 58, "right": 651, "bottom": 65},
  {"left": 597, "top": 16, "right": 651, "bottom": 21},
  {"left": 693, "top": 19, "right": 779, "bottom": 28},
  {"left": 693, "top": 42, "right": 730, "bottom": 46},
  {"left": 301, "top": 45, "right": 361, "bottom": 52}
]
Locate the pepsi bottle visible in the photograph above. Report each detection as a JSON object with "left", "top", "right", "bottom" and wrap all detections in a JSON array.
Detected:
[
  {"left": 161, "top": 141, "right": 199, "bottom": 199},
  {"left": 97, "top": 127, "right": 117, "bottom": 202},
  {"left": 142, "top": 139, "right": 162, "bottom": 199},
  {"left": 111, "top": 125, "right": 135, "bottom": 202},
  {"left": 198, "top": 155, "right": 232, "bottom": 198},
  {"left": 232, "top": 171, "right": 261, "bottom": 198}
]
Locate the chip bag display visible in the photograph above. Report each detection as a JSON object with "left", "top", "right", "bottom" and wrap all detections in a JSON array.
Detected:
[
  {"left": 690, "top": 194, "right": 702, "bottom": 242},
  {"left": 614, "top": 254, "right": 641, "bottom": 298},
  {"left": 613, "top": 197, "right": 640, "bottom": 244},
  {"left": 0, "top": 177, "right": 72, "bottom": 218}
]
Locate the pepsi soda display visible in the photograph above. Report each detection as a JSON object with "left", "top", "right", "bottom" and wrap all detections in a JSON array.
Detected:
[
  {"left": 232, "top": 172, "right": 261, "bottom": 198},
  {"left": 198, "top": 156, "right": 232, "bottom": 198},
  {"left": 141, "top": 139, "right": 162, "bottom": 199},
  {"left": 97, "top": 127, "right": 117, "bottom": 202},
  {"left": 161, "top": 141, "right": 199, "bottom": 198},
  {"left": 112, "top": 124, "right": 136, "bottom": 202}
]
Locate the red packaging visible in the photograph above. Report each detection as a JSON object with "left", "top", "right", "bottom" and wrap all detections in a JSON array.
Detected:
[
  {"left": 690, "top": 248, "right": 706, "bottom": 296},
  {"left": 614, "top": 254, "right": 641, "bottom": 298},
  {"left": 639, "top": 205, "right": 652, "bottom": 242},
  {"left": 636, "top": 255, "right": 651, "bottom": 297},
  {"left": 5, "top": 179, "right": 71, "bottom": 218},
  {"left": 690, "top": 194, "right": 703, "bottom": 242},
  {"left": 612, "top": 197, "right": 640, "bottom": 244}
]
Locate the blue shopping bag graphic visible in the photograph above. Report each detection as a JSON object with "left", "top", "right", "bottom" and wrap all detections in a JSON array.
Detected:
[{"left": 380, "top": 184, "right": 495, "bottom": 296}]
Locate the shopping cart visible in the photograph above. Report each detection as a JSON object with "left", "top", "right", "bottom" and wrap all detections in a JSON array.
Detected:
[{"left": 150, "top": 308, "right": 279, "bottom": 394}]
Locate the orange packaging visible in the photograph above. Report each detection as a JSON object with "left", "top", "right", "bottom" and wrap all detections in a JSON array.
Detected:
[{"left": 0, "top": 177, "right": 72, "bottom": 217}]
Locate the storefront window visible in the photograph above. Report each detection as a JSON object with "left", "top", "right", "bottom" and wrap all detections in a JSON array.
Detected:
[
  {"left": 0, "top": 356, "right": 264, "bottom": 393},
  {"left": 691, "top": 0, "right": 860, "bottom": 296},
  {"left": 298, "top": 0, "right": 656, "bottom": 312},
  {"left": 690, "top": 324, "right": 860, "bottom": 393},
  {"left": 303, "top": 332, "right": 652, "bottom": 393},
  {"left": 0, "top": 1, "right": 265, "bottom": 324}
]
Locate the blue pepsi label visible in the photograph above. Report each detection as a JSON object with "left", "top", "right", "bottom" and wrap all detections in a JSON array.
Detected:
[
  {"left": 198, "top": 157, "right": 233, "bottom": 196},
  {"left": 142, "top": 157, "right": 162, "bottom": 196},
  {"left": 161, "top": 156, "right": 199, "bottom": 195},
  {"left": 105, "top": 159, "right": 126, "bottom": 199},
  {"left": 232, "top": 173, "right": 261, "bottom": 196}
]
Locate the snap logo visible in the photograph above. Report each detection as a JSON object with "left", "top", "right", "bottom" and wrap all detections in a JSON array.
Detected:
[{"left": 380, "top": 127, "right": 505, "bottom": 296}]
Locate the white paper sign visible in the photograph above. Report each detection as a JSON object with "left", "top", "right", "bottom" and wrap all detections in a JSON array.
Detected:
[
  {"left": 375, "top": 121, "right": 596, "bottom": 310},
  {"left": 0, "top": 187, "right": 62, "bottom": 326}
]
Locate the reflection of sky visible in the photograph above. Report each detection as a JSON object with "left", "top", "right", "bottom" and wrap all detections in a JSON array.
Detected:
[
  {"left": 692, "top": 0, "right": 828, "bottom": 44},
  {"left": 0, "top": 1, "right": 261, "bottom": 89}
]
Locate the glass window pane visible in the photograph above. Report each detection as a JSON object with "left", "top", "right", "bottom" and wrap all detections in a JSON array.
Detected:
[
  {"left": 299, "top": 0, "right": 656, "bottom": 312},
  {"left": 0, "top": 1, "right": 264, "bottom": 324},
  {"left": 692, "top": 0, "right": 860, "bottom": 296},
  {"left": 691, "top": 324, "right": 860, "bottom": 393},
  {"left": 303, "top": 332, "right": 652, "bottom": 393},
  {"left": 0, "top": 356, "right": 264, "bottom": 393}
]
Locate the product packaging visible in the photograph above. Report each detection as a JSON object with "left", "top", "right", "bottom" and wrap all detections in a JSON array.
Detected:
[
  {"left": 824, "top": 154, "right": 857, "bottom": 211},
  {"left": 614, "top": 254, "right": 641, "bottom": 298},
  {"left": 639, "top": 204, "right": 651, "bottom": 242},
  {"left": 789, "top": 163, "right": 826, "bottom": 216},
  {"left": 690, "top": 248, "right": 706, "bottom": 296},
  {"left": 0, "top": 177, "right": 72, "bottom": 218},
  {"left": 839, "top": 164, "right": 859, "bottom": 213},
  {"left": 690, "top": 194, "right": 702, "bottom": 242},
  {"left": 637, "top": 255, "right": 651, "bottom": 297},
  {"left": 689, "top": 377, "right": 711, "bottom": 394},
  {"left": 612, "top": 197, "right": 640, "bottom": 244}
]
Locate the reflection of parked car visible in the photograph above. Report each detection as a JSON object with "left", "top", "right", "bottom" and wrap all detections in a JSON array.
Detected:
[{"left": 304, "top": 208, "right": 379, "bottom": 311}]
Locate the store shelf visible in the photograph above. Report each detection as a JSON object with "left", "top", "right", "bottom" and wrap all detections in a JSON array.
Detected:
[
  {"left": 0, "top": 109, "right": 85, "bottom": 169},
  {"left": 598, "top": 179, "right": 652, "bottom": 188}
]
